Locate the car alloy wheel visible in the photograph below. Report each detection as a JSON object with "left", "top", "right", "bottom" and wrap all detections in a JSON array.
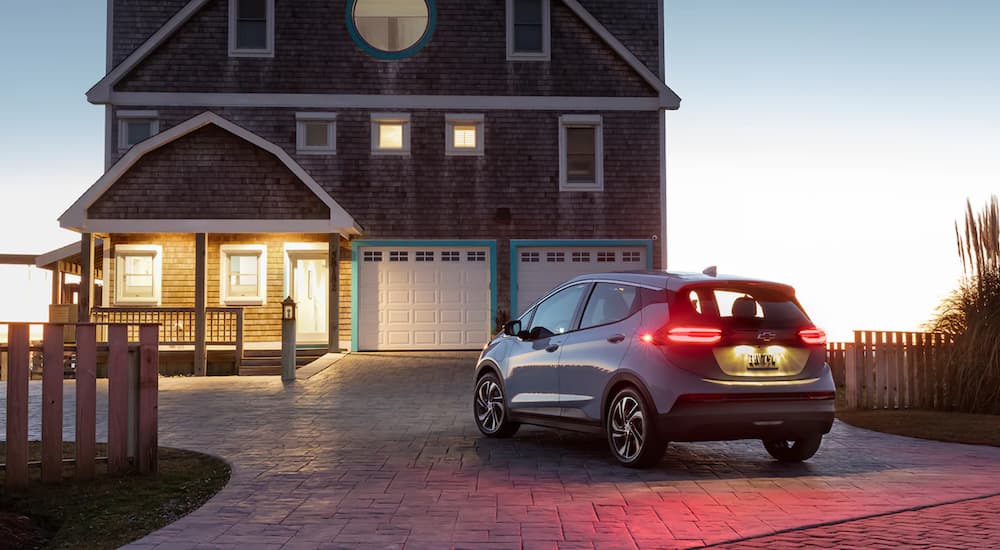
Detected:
[
  {"left": 474, "top": 373, "right": 519, "bottom": 437},
  {"left": 606, "top": 387, "right": 665, "bottom": 468}
]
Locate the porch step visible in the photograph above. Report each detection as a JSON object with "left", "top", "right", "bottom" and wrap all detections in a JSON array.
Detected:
[{"left": 238, "top": 347, "right": 328, "bottom": 375}]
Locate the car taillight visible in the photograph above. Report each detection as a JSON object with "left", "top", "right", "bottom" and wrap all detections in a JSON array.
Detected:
[
  {"left": 799, "top": 328, "right": 827, "bottom": 346},
  {"left": 642, "top": 326, "right": 723, "bottom": 345}
]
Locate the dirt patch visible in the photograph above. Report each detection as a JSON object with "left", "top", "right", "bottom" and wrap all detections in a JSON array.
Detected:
[{"left": 0, "top": 512, "right": 49, "bottom": 550}]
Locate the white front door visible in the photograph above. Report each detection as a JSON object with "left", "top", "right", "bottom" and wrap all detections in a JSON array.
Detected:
[{"left": 290, "top": 255, "right": 328, "bottom": 342}]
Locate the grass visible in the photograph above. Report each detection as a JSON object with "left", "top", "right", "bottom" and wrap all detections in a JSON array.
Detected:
[
  {"left": 0, "top": 442, "right": 230, "bottom": 550},
  {"left": 836, "top": 409, "right": 1000, "bottom": 447}
]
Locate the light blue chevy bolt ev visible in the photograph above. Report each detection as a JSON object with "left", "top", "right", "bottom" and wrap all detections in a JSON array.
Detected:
[{"left": 473, "top": 270, "right": 835, "bottom": 468}]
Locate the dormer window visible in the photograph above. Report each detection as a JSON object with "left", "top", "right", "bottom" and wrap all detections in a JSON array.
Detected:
[
  {"left": 229, "top": 0, "right": 275, "bottom": 57},
  {"left": 507, "top": 0, "right": 550, "bottom": 60},
  {"left": 118, "top": 110, "right": 159, "bottom": 151}
]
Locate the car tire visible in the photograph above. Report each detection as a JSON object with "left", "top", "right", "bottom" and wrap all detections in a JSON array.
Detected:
[
  {"left": 474, "top": 372, "right": 519, "bottom": 438},
  {"left": 606, "top": 387, "right": 665, "bottom": 468},
  {"left": 763, "top": 434, "right": 823, "bottom": 462}
]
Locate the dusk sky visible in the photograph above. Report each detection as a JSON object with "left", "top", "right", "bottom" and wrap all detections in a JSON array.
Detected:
[{"left": 1, "top": 1, "right": 998, "bottom": 340}]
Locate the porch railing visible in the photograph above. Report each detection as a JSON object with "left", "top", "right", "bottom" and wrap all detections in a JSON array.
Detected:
[{"left": 90, "top": 307, "right": 244, "bottom": 347}]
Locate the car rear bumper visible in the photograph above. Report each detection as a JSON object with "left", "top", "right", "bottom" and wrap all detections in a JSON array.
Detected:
[{"left": 655, "top": 394, "right": 835, "bottom": 442}]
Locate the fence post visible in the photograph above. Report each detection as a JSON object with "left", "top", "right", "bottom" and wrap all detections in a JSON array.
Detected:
[
  {"left": 235, "top": 308, "right": 244, "bottom": 373},
  {"left": 107, "top": 324, "right": 129, "bottom": 474},
  {"left": 845, "top": 343, "right": 858, "bottom": 409},
  {"left": 42, "top": 324, "right": 65, "bottom": 483},
  {"left": 76, "top": 323, "right": 97, "bottom": 480},
  {"left": 138, "top": 324, "right": 159, "bottom": 474},
  {"left": 5, "top": 324, "right": 30, "bottom": 489}
]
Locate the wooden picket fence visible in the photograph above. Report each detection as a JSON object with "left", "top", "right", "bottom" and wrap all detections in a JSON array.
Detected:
[
  {"left": 1, "top": 322, "right": 159, "bottom": 488},
  {"left": 841, "top": 330, "right": 953, "bottom": 410}
]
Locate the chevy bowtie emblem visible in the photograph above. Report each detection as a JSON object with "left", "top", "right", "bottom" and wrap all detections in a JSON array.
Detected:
[{"left": 757, "top": 331, "right": 776, "bottom": 342}]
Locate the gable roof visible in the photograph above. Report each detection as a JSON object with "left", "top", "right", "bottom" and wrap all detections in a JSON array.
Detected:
[
  {"left": 87, "top": 0, "right": 680, "bottom": 109},
  {"left": 59, "top": 111, "right": 361, "bottom": 236}
]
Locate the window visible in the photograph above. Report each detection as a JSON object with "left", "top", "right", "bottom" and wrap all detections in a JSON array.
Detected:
[
  {"left": 415, "top": 251, "right": 434, "bottom": 262},
  {"left": 597, "top": 251, "right": 616, "bottom": 262},
  {"left": 546, "top": 252, "right": 565, "bottom": 263},
  {"left": 371, "top": 113, "right": 411, "bottom": 154},
  {"left": 118, "top": 111, "right": 159, "bottom": 150},
  {"left": 363, "top": 250, "right": 383, "bottom": 262},
  {"left": 348, "top": 0, "right": 433, "bottom": 58},
  {"left": 390, "top": 251, "right": 409, "bottom": 262},
  {"left": 296, "top": 113, "right": 336, "bottom": 155},
  {"left": 445, "top": 113, "right": 484, "bottom": 156},
  {"left": 527, "top": 283, "right": 586, "bottom": 336},
  {"left": 220, "top": 245, "right": 267, "bottom": 305},
  {"left": 441, "top": 251, "right": 460, "bottom": 262},
  {"left": 572, "top": 251, "right": 590, "bottom": 263},
  {"left": 520, "top": 251, "right": 540, "bottom": 263},
  {"left": 622, "top": 251, "right": 641, "bottom": 263},
  {"left": 229, "top": 0, "right": 274, "bottom": 57},
  {"left": 559, "top": 115, "right": 603, "bottom": 191},
  {"left": 506, "top": 0, "right": 550, "bottom": 60},
  {"left": 467, "top": 251, "right": 486, "bottom": 262},
  {"left": 580, "top": 284, "right": 639, "bottom": 329},
  {"left": 115, "top": 245, "right": 162, "bottom": 305}
]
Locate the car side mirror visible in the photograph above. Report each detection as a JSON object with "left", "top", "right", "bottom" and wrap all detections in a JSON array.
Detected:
[{"left": 503, "top": 320, "right": 521, "bottom": 337}]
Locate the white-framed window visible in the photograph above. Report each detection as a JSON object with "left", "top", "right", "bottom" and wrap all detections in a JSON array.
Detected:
[
  {"left": 506, "top": 0, "right": 550, "bottom": 60},
  {"left": 559, "top": 114, "right": 604, "bottom": 192},
  {"left": 445, "top": 113, "right": 484, "bottom": 156},
  {"left": 115, "top": 244, "right": 162, "bottom": 306},
  {"left": 118, "top": 110, "right": 159, "bottom": 151},
  {"left": 296, "top": 112, "right": 337, "bottom": 155},
  {"left": 220, "top": 245, "right": 267, "bottom": 306},
  {"left": 229, "top": 0, "right": 275, "bottom": 57},
  {"left": 371, "top": 113, "right": 411, "bottom": 155}
]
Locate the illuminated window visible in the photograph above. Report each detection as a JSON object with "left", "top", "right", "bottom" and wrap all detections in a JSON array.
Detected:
[
  {"left": 115, "top": 244, "right": 162, "bottom": 305},
  {"left": 559, "top": 115, "right": 603, "bottom": 191},
  {"left": 296, "top": 112, "right": 336, "bottom": 154},
  {"left": 507, "top": 0, "right": 550, "bottom": 60},
  {"left": 371, "top": 113, "right": 411, "bottom": 154},
  {"left": 229, "top": 0, "right": 274, "bottom": 57},
  {"left": 350, "top": 0, "right": 431, "bottom": 55},
  {"left": 118, "top": 111, "right": 159, "bottom": 150},
  {"left": 220, "top": 245, "right": 267, "bottom": 305},
  {"left": 445, "top": 113, "right": 484, "bottom": 156}
]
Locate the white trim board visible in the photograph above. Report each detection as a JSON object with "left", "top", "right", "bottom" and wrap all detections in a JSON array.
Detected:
[
  {"left": 79, "top": 219, "right": 355, "bottom": 234},
  {"left": 59, "top": 111, "right": 361, "bottom": 236},
  {"left": 107, "top": 92, "right": 663, "bottom": 111},
  {"left": 87, "top": 0, "right": 680, "bottom": 109}
]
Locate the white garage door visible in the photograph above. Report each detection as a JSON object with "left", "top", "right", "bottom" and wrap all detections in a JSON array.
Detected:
[
  {"left": 515, "top": 246, "right": 647, "bottom": 314},
  {"left": 358, "top": 246, "right": 491, "bottom": 350}
]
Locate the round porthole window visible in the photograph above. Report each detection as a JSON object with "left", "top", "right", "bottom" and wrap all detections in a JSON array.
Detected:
[{"left": 347, "top": 0, "right": 435, "bottom": 59}]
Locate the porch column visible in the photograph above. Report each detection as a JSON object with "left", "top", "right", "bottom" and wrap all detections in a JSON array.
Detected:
[
  {"left": 194, "top": 233, "right": 208, "bottom": 376},
  {"left": 51, "top": 270, "right": 63, "bottom": 305},
  {"left": 328, "top": 234, "right": 340, "bottom": 352},
  {"left": 79, "top": 233, "right": 95, "bottom": 323}
]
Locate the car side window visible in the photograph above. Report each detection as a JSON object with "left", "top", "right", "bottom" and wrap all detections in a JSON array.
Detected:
[
  {"left": 526, "top": 284, "right": 587, "bottom": 336},
  {"left": 580, "top": 283, "right": 639, "bottom": 329}
]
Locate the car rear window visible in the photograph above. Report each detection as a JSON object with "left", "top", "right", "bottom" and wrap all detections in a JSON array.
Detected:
[{"left": 672, "top": 284, "right": 810, "bottom": 329}]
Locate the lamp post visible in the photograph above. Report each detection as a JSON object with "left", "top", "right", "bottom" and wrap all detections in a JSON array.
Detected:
[{"left": 281, "top": 297, "right": 296, "bottom": 382}]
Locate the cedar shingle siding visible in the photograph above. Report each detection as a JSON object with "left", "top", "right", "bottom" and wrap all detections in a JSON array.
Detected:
[
  {"left": 89, "top": 124, "right": 330, "bottom": 220},
  {"left": 577, "top": 0, "right": 661, "bottom": 76},
  {"left": 115, "top": 0, "right": 656, "bottom": 97},
  {"left": 113, "top": 0, "right": 190, "bottom": 67}
]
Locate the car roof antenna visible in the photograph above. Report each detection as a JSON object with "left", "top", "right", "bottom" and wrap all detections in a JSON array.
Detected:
[{"left": 702, "top": 265, "right": 718, "bottom": 277}]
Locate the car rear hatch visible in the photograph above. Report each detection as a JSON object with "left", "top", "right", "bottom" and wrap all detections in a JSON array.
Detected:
[{"left": 642, "top": 280, "right": 828, "bottom": 382}]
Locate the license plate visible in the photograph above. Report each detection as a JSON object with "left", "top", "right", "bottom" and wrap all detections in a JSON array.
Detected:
[{"left": 746, "top": 351, "right": 778, "bottom": 370}]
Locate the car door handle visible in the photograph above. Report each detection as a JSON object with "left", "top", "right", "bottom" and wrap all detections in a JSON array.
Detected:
[
  {"left": 545, "top": 344, "right": 560, "bottom": 353},
  {"left": 607, "top": 334, "right": 626, "bottom": 343}
]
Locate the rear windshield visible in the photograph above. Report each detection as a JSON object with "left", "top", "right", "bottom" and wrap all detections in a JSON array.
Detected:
[{"left": 670, "top": 284, "right": 810, "bottom": 329}]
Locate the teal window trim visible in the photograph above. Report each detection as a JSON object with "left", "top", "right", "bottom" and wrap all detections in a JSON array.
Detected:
[
  {"left": 350, "top": 239, "right": 498, "bottom": 351},
  {"left": 346, "top": 0, "right": 437, "bottom": 60},
  {"left": 509, "top": 239, "right": 655, "bottom": 316}
]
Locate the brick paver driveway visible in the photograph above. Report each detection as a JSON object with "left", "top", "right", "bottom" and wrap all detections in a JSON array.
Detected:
[{"left": 7, "top": 352, "right": 1000, "bottom": 549}]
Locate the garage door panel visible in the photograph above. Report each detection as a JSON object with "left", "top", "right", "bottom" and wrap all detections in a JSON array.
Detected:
[
  {"left": 516, "top": 246, "right": 646, "bottom": 315},
  {"left": 359, "top": 246, "right": 492, "bottom": 350}
]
